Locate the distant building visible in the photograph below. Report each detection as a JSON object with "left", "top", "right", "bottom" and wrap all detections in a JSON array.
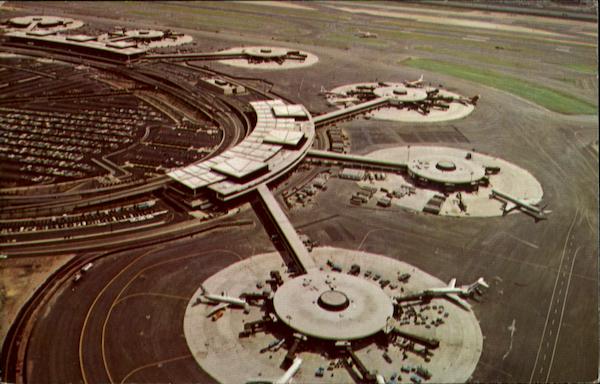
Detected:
[
  {"left": 340, "top": 168, "right": 365, "bottom": 181},
  {"left": 377, "top": 196, "right": 392, "bottom": 207},
  {"left": 200, "top": 77, "right": 246, "bottom": 95}
]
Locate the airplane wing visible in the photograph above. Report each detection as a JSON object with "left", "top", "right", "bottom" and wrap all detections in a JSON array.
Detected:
[
  {"left": 505, "top": 201, "right": 517, "bottom": 212},
  {"left": 445, "top": 293, "right": 471, "bottom": 310},
  {"left": 206, "top": 302, "right": 229, "bottom": 317}
]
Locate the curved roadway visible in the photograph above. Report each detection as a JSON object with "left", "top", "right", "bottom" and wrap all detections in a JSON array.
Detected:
[{"left": 2, "top": 213, "right": 268, "bottom": 384}]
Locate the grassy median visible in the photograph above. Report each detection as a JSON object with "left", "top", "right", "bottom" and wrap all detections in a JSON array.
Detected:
[{"left": 402, "top": 58, "right": 597, "bottom": 115}]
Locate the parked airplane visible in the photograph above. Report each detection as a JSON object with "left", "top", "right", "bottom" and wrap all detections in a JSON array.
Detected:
[
  {"left": 490, "top": 189, "right": 551, "bottom": 221},
  {"left": 319, "top": 85, "right": 344, "bottom": 96},
  {"left": 425, "top": 277, "right": 489, "bottom": 310},
  {"left": 457, "top": 94, "right": 481, "bottom": 106},
  {"left": 205, "top": 302, "right": 228, "bottom": 318},
  {"left": 404, "top": 74, "right": 424, "bottom": 87},
  {"left": 245, "top": 358, "right": 303, "bottom": 384},
  {"left": 199, "top": 284, "right": 250, "bottom": 312},
  {"left": 356, "top": 30, "right": 378, "bottom": 38}
]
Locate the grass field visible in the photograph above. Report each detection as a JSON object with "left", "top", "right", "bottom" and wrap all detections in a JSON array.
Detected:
[
  {"left": 564, "top": 63, "right": 598, "bottom": 74},
  {"left": 402, "top": 58, "right": 597, "bottom": 115}
]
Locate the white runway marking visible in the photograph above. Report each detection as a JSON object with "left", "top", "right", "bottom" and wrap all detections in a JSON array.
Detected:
[
  {"left": 502, "top": 319, "right": 517, "bottom": 360},
  {"left": 503, "top": 232, "right": 539, "bottom": 249},
  {"left": 462, "top": 35, "right": 490, "bottom": 42}
]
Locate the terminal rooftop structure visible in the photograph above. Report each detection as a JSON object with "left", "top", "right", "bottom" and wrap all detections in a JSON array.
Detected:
[
  {"left": 167, "top": 100, "right": 315, "bottom": 201},
  {"left": 2, "top": 15, "right": 84, "bottom": 33},
  {"left": 2, "top": 16, "right": 192, "bottom": 62}
]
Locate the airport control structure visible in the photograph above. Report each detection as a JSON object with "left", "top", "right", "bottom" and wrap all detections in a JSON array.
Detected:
[{"left": 1, "top": 7, "right": 593, "bottom": 384}]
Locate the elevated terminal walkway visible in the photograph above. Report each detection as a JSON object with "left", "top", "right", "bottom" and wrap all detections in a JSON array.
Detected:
[
  {"left": 307, "top": 149, "right": 408, "bottom": 172},
  {"left": 256, "top": 184, "right": 315, "bottom": 274},
  {"left": 313, "top": 97, "right": 389, "bottom": 127}
]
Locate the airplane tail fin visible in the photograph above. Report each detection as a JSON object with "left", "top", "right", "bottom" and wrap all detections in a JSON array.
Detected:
[
  {"left": 467, "top": 277, "right": 489, "bottom": 293},
  {"left": 477, "top": 277, "right": 489, "bottom": 289}
]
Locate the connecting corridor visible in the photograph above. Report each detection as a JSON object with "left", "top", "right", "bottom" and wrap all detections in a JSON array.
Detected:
[{"left": 256, "top": 184, "right": 316, "bottom": 274}]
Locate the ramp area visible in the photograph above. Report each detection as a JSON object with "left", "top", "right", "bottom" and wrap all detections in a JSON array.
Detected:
[{"left": 256, "top": 184, "right": 315, "bottom": 273}]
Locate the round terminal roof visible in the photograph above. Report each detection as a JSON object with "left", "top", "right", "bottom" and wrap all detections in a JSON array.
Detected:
[
  {"left": 7, "top": 15, "right": 83, "bottom": 32},
  {"left": 408, "top": 154, "right": 486, "bottom": 184},
  {"left": 124, "top": 29, "right": 164, "bottom": 39},
  {"left": 273, "top": 271, "right": 394, "bottom": 340},
  {"left": 243, "top": 46, "right": 289, "bottom": 58},
  {"left": 217, "top": 46, "right": 318, "bottom": 70},
  {"left": 10, "top": 16, "right": 66, "bottom": 27},
  {"left": 373, "top": 85, "right": 428, "bottom": 102}
]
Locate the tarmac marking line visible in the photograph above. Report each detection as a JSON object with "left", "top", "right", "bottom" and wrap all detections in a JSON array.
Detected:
[
  {"left": 545, "top": 246, "right": 581, "bottom": 382},
  {"left": 502, "top": 231, "right": 539, "bottom": 249},
  {"left": 101, "top": 249, "right": 244, "bottom": 383},
  {"left": 528, "top": 209, "right": 579, "bottom": 383},
  {"left": 114, "top": 292, "right": 191, "bottom": 306},
  {"left": 119, "top": 354, "right": 192, "bottom": 384},
  {"left": 356, "top": 227, "right": 391, "bottom": 254},
  {"left": 79, "top": 246, "right": 163, "bottom": 384},
  {"left": 584, "top": 212, "right": 596, "bottom": 235},
  {"left": 502, "top": 319, "right": 517, "bottom": 360}
]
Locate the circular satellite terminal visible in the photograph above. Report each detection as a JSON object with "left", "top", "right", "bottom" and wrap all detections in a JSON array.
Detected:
[
  {"left": 373, "top": 85, "right": 428, "bottom": 102},
  {"left": 409, "top": 155, "right": 486, "bottom": 184},
  {"left": 218, "top": 46, "right": 319, "bottom": 69},
  {"left": 328, "top": 83, "right": 476, "bottom": 123},
  {"left": 243, "top": 46, "right": 288, "bottom": 58},
  {"left": 273, "top": 271, "right": 393, "bottom": 340},
  {"left": 184, "top": 249, "right": 484, "bottom": 383},
  {"left": 7, "top": 16, "right": 83, "bottom": 31},
  {"left": 436, "top": 160, "right": 456, "bottom": 171}
]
